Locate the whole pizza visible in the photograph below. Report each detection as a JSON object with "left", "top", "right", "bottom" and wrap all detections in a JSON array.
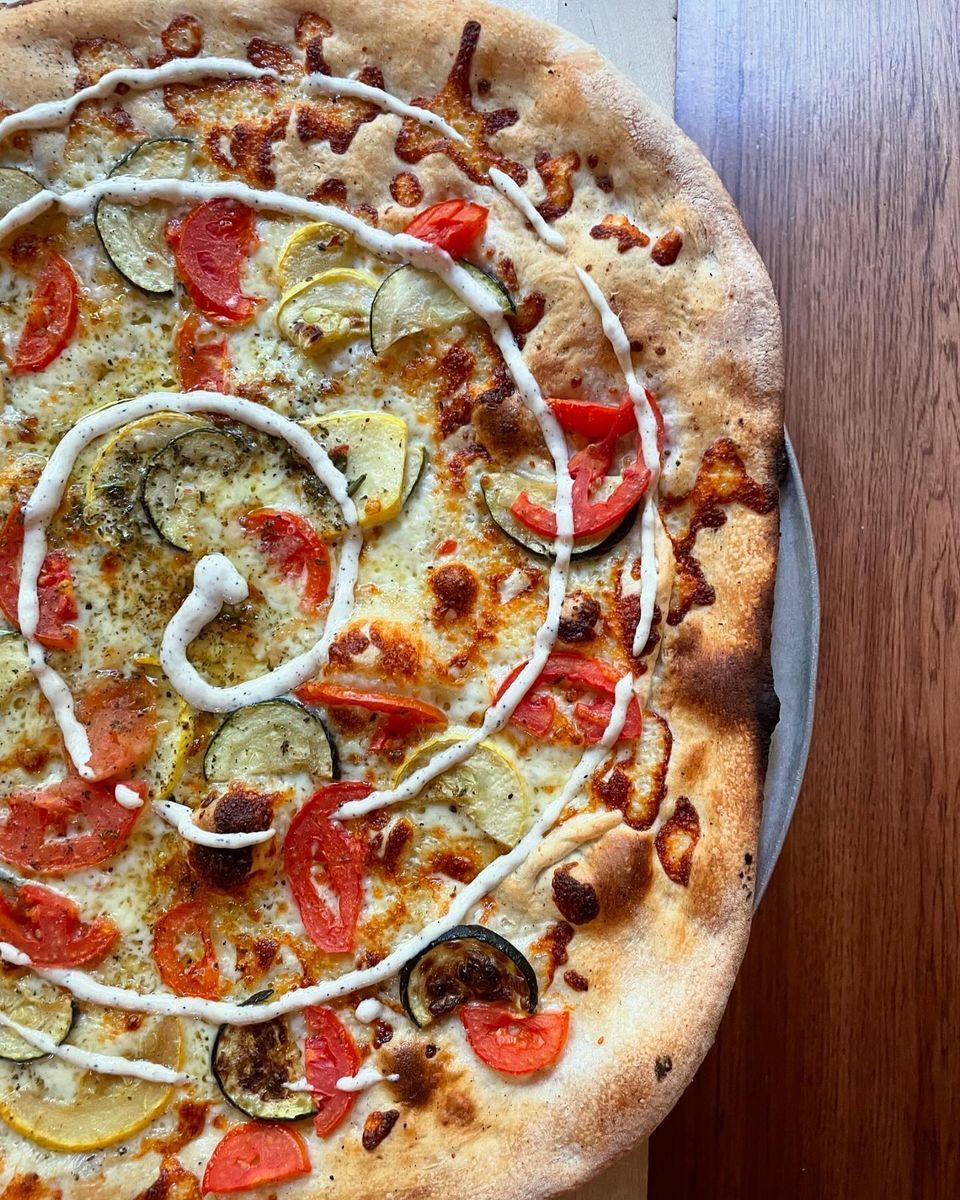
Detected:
[{"left": 0, "top": 0, "right": 783, "bottom": 1196}]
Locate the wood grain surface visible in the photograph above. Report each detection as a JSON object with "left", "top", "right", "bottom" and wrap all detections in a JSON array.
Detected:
[{"left": 649, "top": 1, "right": 960, "bottom": 1196}]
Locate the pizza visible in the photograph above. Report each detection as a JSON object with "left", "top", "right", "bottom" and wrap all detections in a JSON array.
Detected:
[{"left": 0, "top": 0, "right": 783, "bottom": 1196}]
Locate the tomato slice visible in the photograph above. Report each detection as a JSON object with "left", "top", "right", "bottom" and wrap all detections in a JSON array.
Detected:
[
  {"left": 404, "top": 199, "right": 489, "bottom": 256},
  {"left": 0, "top": 776, "right": 145, "bottom": 874},
  {"left": 240, "top": 509, "right": 331, "bottom": 615},
  {"left": 174, "top": 199, "right": 261, "bottom": 322},
  {"left": 303, "top": 1005, "right": 361, "bottom": 1136},
  {"left": 0, "top": 504, "right": 79, "bottom": 652},
  {"left": 283, "top": 783, "right": 369, "bottom": 953},
  {"left": 201, "top": 1123, "right": 310, "bottom": 1195},
  {"left": 295, "top": 682, "right": 447, "bottom": 752},
  {"left": 548, "top": 391, "right": 665, "bottom": 449},
  {"left": 460, "top": 1003, "right": 570, "bottom": 1074},
  {"left": 10, "top": 254, "right": 79, "bottom": 375},
  {"left": 494, "top": 652, "right": 642, "bottom": 743},
  {"left": 152, "top": 900, "right": 222, "bottom": 1000},
  {"left": 0, "top": 878, "right": 119, "bottom": 967},
  {"left": 176, "top": 313, "right": 230, "bottom": 391},
  {"left": 75, "top": 672, "right": 157, "bottom": 782}
]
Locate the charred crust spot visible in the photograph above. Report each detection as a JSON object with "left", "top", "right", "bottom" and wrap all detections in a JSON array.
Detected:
[
  {"left": 661, "top": 438, "right": 778, "bottom": 626},
  {"left": 385, "top": 1041, "right": 442, "bottom": 1106},
  {"left": 328, "top": 625, "right": 371, "bottom": 665},
  {"left": 655, "top": 1054, "right": 673, "bottom": 1081},
  {"left": 558, "top": 590, "right": 601, "bottom": 644},
  {"left": 395, "top": 22, "right": 526, "bottom": 185},
  {"left": 440, "top": 1088, "right": 476, "bottom": 1127},
  {"left": 655, "top": 797, "right": 701, "bottom": 885},
  {"left": 591, "top": 830, "right": 654, "bottom": 919},
  {"left": 535, "top": 150, "right": 581, "bottom": 222},
  {"left": 390, "top": 171, "right": 424, "bottom": 207},
  {"left": 429, "top": 563, "right": 479, "bottom": 623},
  {"left": 246, "top": 37, "right": 299, "bottom": 73},
  {"left": 362, "top": 1109, "right": 399, "bottom": 1151},
  {"left": 158, "top": 15, "right": 203, "bottom": 62},
  {"left": 590, "top": 214, "right": 650, "bottom": 253},
  {"left": 552, "top": 865, "right": 600, "bottom": 924},
  {"left": 564, "top": 969, "right": 589, "bottom": 992},
  {"left": 674, "top": 637, "right": 780, "bottom": 754},
  {"left": 651, "top": 230, "right": 684, "bottom": 266},
  {"left": 380, "top": 819, "right": 414, "bottom": 874}
]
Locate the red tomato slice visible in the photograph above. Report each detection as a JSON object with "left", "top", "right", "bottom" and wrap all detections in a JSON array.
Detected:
[
  {"left": 303, "top": 1005, "right": 361, "bottom": 1136},
  {"left": 174, "top": 199, "right": 261, "bottom": 322},
  {"left": 201, "top": 1123, "right": 310, "bottom": 1195},
  {"left": 548, "top": 391, "right": 665, "bottom": 449},
  {"left": 176, "top": 313, "right": 230, "bottom": 391},
  {"left": 0, "top": 878, "right": 119, "bottom": 967},
  {"left": 404, "top": 199, "right": 489, "bottom": 256},
  {"left": 240, "top": 509, "right": 331, "bottom": 615},
  {"left": 0, "top": 504, "right": 79, "bottom": 651},
  {"left": 460, "top": 1003, "right": 570, "bottom": 1074},
  {"left": 10, "top": 254, "right": 79, "bottom": 375},
  {"left": 75, "top": 672, "right": 157, "bottom": 782},
  {"left": 283, "top": 783, "right": 369, "bottom": 953},
  {"left": 152, "top": 900, "right": 222, "bottom": 1000},
  {"left": 295, "top": 682, "right": 448, "bottom": 755},
  {"left": 0, "top": 776, "right": 145, "bottom": 874}
]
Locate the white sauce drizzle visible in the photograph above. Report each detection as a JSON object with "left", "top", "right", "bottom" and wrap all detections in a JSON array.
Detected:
[
  {"left": 113, "top": 783, "right": 144, "bottom": 810},
  {"left": 488, "top": 167, "right": 567, "bottom": 251},
  {"left": 154, "top": 800, "right": 275, "bottom": 849},
  {"left": 575, "top": 267, "right": 661, "bottom": 654},
  {"left": 354, "top": 998, "right": 388, "bottom": 1023},
  {"left": 0, "top": 1012, "right": 188, "bottom": 1084},
  {"left": 303, "top": 72, "right": 464, "bottom": 143},
  {"left": 283, "top": 1068, "right": 399, "bottom": 1093}
]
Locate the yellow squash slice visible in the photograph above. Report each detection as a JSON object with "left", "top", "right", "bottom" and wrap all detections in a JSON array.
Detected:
[
  {"left": 135, "top": 660, "right": 195, "bottom": 801},
  {"left": 303, "top": 410, "right": 409, "bottom": 534},
  {"left": 396, "top": 733, "right": 531, "bottom": 848},
  {"left": 276, "top": 221, "right": 354, "bottom": 290},
  {"left": 0, "top": 1011, "right": 183, "bottom": 1151},
  {"left": 276, "top": 268, "right": 378, "bottom": 353}
]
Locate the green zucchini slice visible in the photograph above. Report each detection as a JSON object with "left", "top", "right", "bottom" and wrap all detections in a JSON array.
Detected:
[
  {"left": 369, "top": 262, "right": 513, "bottom": 355},
  {"left": 95, "top": 137, "right": 192, "bottom": 294},
  {"left": 0, "top": 168, "right": 44, "bottom": 221},
  {"left": 204, "top": 698, "right": 336, "bottom": 783},
  {"left": 481, "top": 470, "right": 639, "bottom": 560},
  {"left": 399, "top": 925, "right": 538, "bottom": 1029},
  {"left": 141, "top": 427, "right": 247, "bottom": 551},
  {"left": 83, "top": 411, "right": 207, "bottom": 546},
  {"left": 0, "top": 972, "right": 74, "bottom": 1063},
  {"left": 212, "top": 1015, "right": 317, "bottom": 1121}
]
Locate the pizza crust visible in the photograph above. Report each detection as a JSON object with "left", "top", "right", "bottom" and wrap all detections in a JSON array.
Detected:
[{"left": 0, "top": 0, "right": 782, "bottom": 1195}]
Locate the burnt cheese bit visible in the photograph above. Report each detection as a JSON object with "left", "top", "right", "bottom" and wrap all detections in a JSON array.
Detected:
[
  {"left": 552, "top": 864, "right": 601, "bottom": 925},
  {"left": 429, "top": 563, "right": 479, "bottom": 623},
  {"left": 558, "top": 590, "right": 602, "bottom": 644},
  {"left": 472, "top": 388, "right": 547, "bottom": 462},
  {"left": 362, "top": 1109, "right": 399, "bottom": 1151},
  {"left": 188, "top": 786, "right": 274, "bottom": 891}
]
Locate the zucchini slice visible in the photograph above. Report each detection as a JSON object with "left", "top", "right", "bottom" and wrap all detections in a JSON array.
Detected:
[
  {"left": 276, "top": 268, "right": 378, "bottom": 353},
  {"left": 83, "top": 411, "right": 207, "bottom": 546},
  {"left": 482, "top": 470, "right": 639, "bottom": 560},
  {"left": 0, "top": 633, "right": 31, "bottom": 705},
  {"left": 400, "top": 443, "right": 427, "bottom": 508},
  {"left": 0, "top": 167, "right": 44, "bottom": 221},
  {"left": 94, "top": 137, "right": 192, "bottom": 294},
  {"left": 141, "top": 427, "right": 247, "bottom": 551},
  {"left": 303, "top": 410, "right": 409, "bottom": 535},
  {"left": 369, "top": 262, "right": 513, "bottom": 355},
  {"left": 395, "top": 734, "right": 530, "bottom": 848},
  {"left": 276, "top": 221, "right": 354, "bottom": 291},
  {"left": 204, "top": 698, "right": 335, "bottom": 783},
  {"left": 399, "top": 925, "right": 538, "bottom": 1029},
  {"left": 212, "top": 1016, "right": 317, "bottom": 1121},
  {"left": 0, "top": 972, "right": 74, "bottom": 1063}
]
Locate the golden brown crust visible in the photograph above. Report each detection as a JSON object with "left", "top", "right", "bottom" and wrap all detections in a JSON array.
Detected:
[{"left": 0, "top": 1, "right": 783, "bottom": 1196}]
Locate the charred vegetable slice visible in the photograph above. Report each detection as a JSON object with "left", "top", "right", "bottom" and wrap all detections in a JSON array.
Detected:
[
  {"left": 0, "top": 972, "right": 74, "bottom": 1063},
  {"left": 204, "top": 698, "right": 335, "bottom": 783},
  {"left": 369, "top": 262, "right": 513, "bottom": 355},
  {"left": 303, "top": 410, "right": 409, "bottom": 535},
  {"left": 0, "top": 167, "right": 43, "bottom": 221},
  {"left": 95, "top": 137, "right": 193, "bottom": 294},
  {"left": 395, "top": 734, "right": 530, "bottom": 848},
  {"left": 276, "top": 268, "right": 378, "bottom": 353},
  {"left": 213, "top": 1016, "right": 317, "bottom": 1121},
  {"left": 83, "top": 411, "right": 206, "bottom": 546},
  {"left": 0, "top": 1012, "right": 182, "bottom": 1151},
  {"left": 482, "top": 470, "right": 638, "bottom": 560},
  {"left": 400, "top": 926, "right": 538, "bottom": 1028},
  {"left": 0, "top": 632, "right": 31, "bottom": 704},
  {"left": 276, "top": 221, "right": 353, "bottom": 290},
  {"left": 141, "top": 427, "right": 247, "bottom": 551}
]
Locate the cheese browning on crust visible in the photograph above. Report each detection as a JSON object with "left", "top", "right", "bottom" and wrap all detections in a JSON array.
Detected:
[{"left": 0, "top": 1, "right": 782, "bottom": 1197}]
